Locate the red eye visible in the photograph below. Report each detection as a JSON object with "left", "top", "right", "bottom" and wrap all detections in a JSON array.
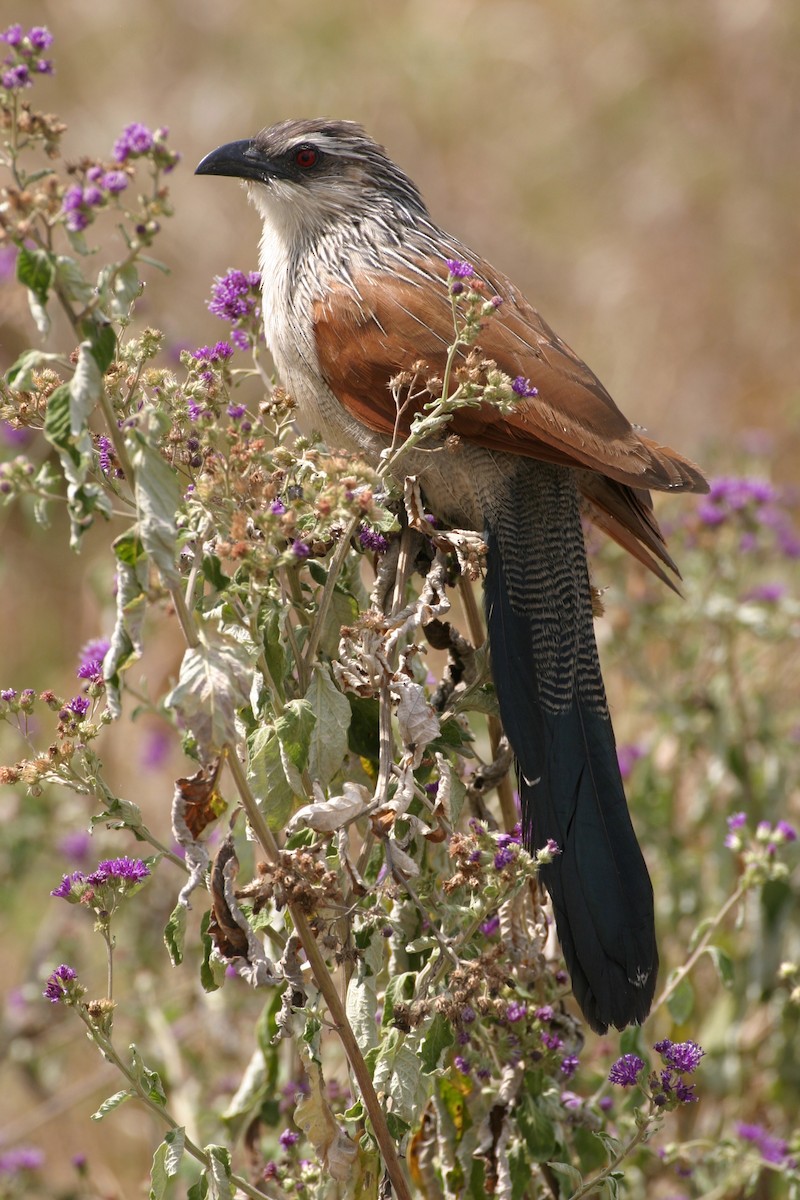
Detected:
[{"left": 295, "top": 146, "right": 318, "bottom": 169}]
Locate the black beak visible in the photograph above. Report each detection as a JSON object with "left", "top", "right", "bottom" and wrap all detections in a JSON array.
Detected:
[{"left": 195, "top": 139, "right": 269, "bottom": 183}]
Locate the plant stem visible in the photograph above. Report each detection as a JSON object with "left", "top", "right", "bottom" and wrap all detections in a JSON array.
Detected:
[
  {"left": 225, "top": 749, "right": 413, "bottom": 1200},
  {"left": 650, "top": 879, "right": 748, "bottom": 1017},
  {"left": 75, "top": 1007, "right": 266, "bottom": 1200},
  {"left": 568, "top": 1114, "right": 653, "bottom": 1200}
]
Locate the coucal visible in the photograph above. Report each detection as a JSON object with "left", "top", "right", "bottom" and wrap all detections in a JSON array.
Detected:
[{"left": 196, "top": 119, "right": 708, "bottom": 1034}]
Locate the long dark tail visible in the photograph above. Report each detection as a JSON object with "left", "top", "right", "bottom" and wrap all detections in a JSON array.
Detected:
[{"left": 483, "top": 462, "right": 657, "bottom": 1034}]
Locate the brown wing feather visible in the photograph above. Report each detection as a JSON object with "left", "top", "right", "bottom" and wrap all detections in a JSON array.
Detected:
[{"left": 312, "top": 252, "right": 707, "bottom": 581}]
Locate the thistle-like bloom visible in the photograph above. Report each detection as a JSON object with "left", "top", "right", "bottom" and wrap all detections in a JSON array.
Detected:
[
  {"left": 86, "top": 856, "right": 150, "bottom": 887},
  {"left": 737, "top": 1123, "right": 794, "bottom": 1166},
  {"left": 511, "top": 376, "right": 538, "bottom": 398},
  {"left": 560, "top": 1055, "right": 579, "bottom": 1078},
  {"left": 208, "top": 269, "right": 262, "bottom": 321},
  {"left": 77, "top": 638, "right": 110, "bottom": 679},
  {"left": 654, "top": 1038, "right": 705, "bottom": 1074},
  {"left": 0, "top": 1146, "right": 45, "bottom": 1172},
  {"left": 608, "top": 1053, "right": 645, "bottom": 1087},
  {"left": 113, "top": 122, "right": 154, "bottom": 161},
  {"left": 42, "top": 964, "right": 78, "bottom": 1003},
  {"left": 51, "top": 871, "right": 86, "bottom": 899},
  {"left": 445, "top": 258, "right": 475, "bottom": 279}
]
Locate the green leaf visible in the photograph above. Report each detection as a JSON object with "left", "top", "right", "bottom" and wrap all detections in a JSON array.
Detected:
[
  {"left": 204, "top": 1145, "right": 234, "bottom": 1200},
  {"left": 548, "top": 1161, "right": 584, "bottom": 1192},
  {"left": 382, "top": 971, "right": 416, "bottom": 1027},
  {"left": 69, "top": 340, "right": 103, "bottom": 432},
  {"left": 104, "top": 531, "right": 149, "bottom": 718},
  {"left": 319, "top": 588, "right": 359, "bottom": 657},
  {"left": 127, "top": 413, "right": 182, "bottom": 584},
  {"left": 274, "top": 699, "right": 315, "bottom": 793},
  {"left": 706, "top": 944, "right": 734, "bottom": 988},
  {"left": 306, "top": 664, "right": 351, "bottom": 787},
  {"left": 17, "top": 246, "right": 54, "bottom": 306},
  {"left": 347, "top": 695, "right": 380, "bottom": 763},
  {"left": 164, "top": 903, "right": 187, "bottom": 966},
  {"left": 259, "top": 607, "right": 286, "bottom": 703},
  {"left": 420, "top": 1012, "right": 455, "bottom": 1073},
  {"left": 130, "top": 1044, "right": 167, "bottom": 1106},
  {"left": 82, "top": 317, "right": 117, "bottom": 373},
  {"left": 247, "top": 724, "right": 296, "bottom": 830},
  {"left": 666, "top": 975, "right": 695, "bottom": 1024},
  {"left": 345, "top": 925, "right": 383, "bottom": 1054},
  {"left": 91, "top": 1089, "right": 132, "bottom": 1120},
  {"left": 372, "top": 1029, "right": 427, "bottom": 1126},
  {"left": 149, "top": 1128, "right": 185, "bottom": 1200},
  {"left": 44, "top": 384, "right": 80, "bottom": 466},
  {"left": 165, "top": 624, "right": 254, "bottom": 757},
  {"left": 200, "top": 909, "right": 222, "bottom": 992},
  {"left": 54, "top": 254, "right": 94, "bottom": 307},
  {"left": 516, "top": 1095, "right": 556, "bottom": 1162},
  {"left": 6, "top": 348, "right": 62, "bottom": 393},
  {"left": 187, "top": 1175, "right": 209, "bottom": 1200}
]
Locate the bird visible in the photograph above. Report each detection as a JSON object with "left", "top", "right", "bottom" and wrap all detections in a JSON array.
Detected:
[{"left": 196, "top": 119, "right": 708, "bottom": 1034}]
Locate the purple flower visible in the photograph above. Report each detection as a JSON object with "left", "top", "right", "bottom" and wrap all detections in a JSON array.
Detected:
[
  {"left": 78, "top": 638, "right": 110, "bottom": 677},
  {"left": 775, "top": 820, "right": 797, "bottom": 843},
  {"left": 278, "top": 1129, "right": 299, "bottom": 1150},
  {"left": 113, "top": 122, "right": 154, "bottom": 162},
  {"left": 0, "top": 1147, "right": 45, "bottom": 1173},
  {"left": 480, "top": 914, "right": 500, "bottom": 937},
  {"left": 67, "top": 696, "right": 90, "bottom": 717},
  {"left": 608, "top": 1054, "right": 645, "bottom": 1087},
  {"left": 654, "top": 1039, "right": 705, "bottom": 1074},
  {"left": 191, "top": 340, "right": 234, "bottom": 364},
  {"left": 541, "top": 1031, "right": 563, "bottom": 1051},
  {"left": 82, "top": 184, "right": 103, "bottom": 207},
  {"left": 445, "top": 258, "right": 475, "bottom": 279},
  {"left": 561, "top": 1055, "right": 579, "bottom": 1078},
  {"left": 506, "top": 1000, "right": 527, "bottom": 1023},
  {"left": 737, "top": 1123, "right": 792, "bottom": 1165},
  {"left": 270, "top": 499, "right": 287, "bottom": 515},
  {"left": 598, "top": 1096, "right": 613, "bottom": 1112},
  {"left": 51, "top": 870, "right": 86, "bottom": 898},
  {"left": 453, "top": 1055, "right": 471, "bottom": 1075},
  {"left": 560, "top": 1091, "right": 582, "bottom": 1111},
  {"left": 28, "top": 27, "right": 54, "bottom": 50},
  {"left": 208, "top": 269, "right": 261, "bottom": 321},
  {"left": 58, "top": 830, "right": 92, "bottom": 864},
  {"left": 494, "top": 847, "right": 515, "bottom": 869},
  {"left": 728, "top": 811, "right": 747, "bottom": 830},
  {"left": 1, "top": 63, "right": 30, "bottom": 89},
  {"left": 617, "top": 742, "right": 646, "bottom": 779},
  {"left": 86, "top": 856, "right": 150, "bottom": 887},
  {"left": 674, "top": 1079, "right": 698, "bottom": 1104},
  {"left": 511, "top": 376, "right": 538, "bottom": 398},
  {"left": 230, "top": 327, "right": 251, "bottom": 351},
  {"left": 742, "top": 583, "right": 786, "bottom": 603},
  {"left": 1, "top": 25, "right": 23, "bottom": 47},
  {"left": 359, "top": 525, "right": 389, "bottom": 553},
  {"left": 534, "top": 1005, "right": 554, "bottom": 1022},
  {"left": 227, "top": 404, "right": 246, "bottom": 420},
  {"left": 291, "top": 540, "right": 311, "bottom": 559},
  {"left": 102, "top": 170, "right": 128, "bottom": 194},
  {"left": 42, "top": 964, "right": 77, "bottom": 1004},
  {"left": 1, "top": 688, "right": 17, "bottom": 702}
]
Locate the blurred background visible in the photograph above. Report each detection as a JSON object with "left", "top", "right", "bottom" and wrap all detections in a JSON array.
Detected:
[{"left": 1, "top": 0, "right": 799, "bottom": 1193}]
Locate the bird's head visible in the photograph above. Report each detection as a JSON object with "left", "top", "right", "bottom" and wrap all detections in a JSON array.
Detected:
[{"left": 195, "top": 118, "right": 428, "bottom": 240}]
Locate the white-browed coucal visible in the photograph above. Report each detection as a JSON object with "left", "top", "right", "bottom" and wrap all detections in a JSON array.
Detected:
[{"left": 196, "top": 119, "right": 708, "bottom": 1034}]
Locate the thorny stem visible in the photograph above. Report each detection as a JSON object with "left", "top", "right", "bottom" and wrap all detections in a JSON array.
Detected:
[{"left": 224, "top": 750, "right": 413, "bottom": 1200}]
